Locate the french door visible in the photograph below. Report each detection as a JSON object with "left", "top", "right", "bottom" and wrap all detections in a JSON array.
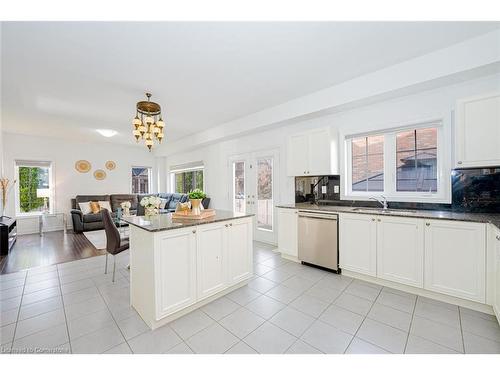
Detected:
[{"left": 229, "top": 150, "right": 279, "bottom": 244}]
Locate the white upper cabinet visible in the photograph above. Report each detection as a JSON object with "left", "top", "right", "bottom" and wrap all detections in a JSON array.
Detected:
[
  {"left": 377, "top": 216, "right": 424, "bottom": 288},
  {"left": 287, "top": 128, "right": 337, "bottom": 176},
  {"left": 339, "top": 213, "right": 377, "bottom": 276},
  {"left": 277, "top": 208, "right": 298, "bottom": 259},
  {"left": 424, "top": 219, "right": 486, "bottom": 303},
  {"left": 455, "top": 93, "right": 500, "bottom": 168}
]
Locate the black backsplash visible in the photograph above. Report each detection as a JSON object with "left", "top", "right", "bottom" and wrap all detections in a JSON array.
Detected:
[
  {"left": 451, "top": 167, "right": 500, "bottom": 212},
  {"left": 313, "top": 168, "right": 500, "bottom": 213}
]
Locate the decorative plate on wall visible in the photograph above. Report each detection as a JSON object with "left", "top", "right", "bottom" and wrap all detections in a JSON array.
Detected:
[
  {"left": 105, "top": 160, "right": 116, "bottom": 170},
  {"left": 94, "top": 169, "right": 106, "bottom": 180},
  {"left": 75, "top": 160, "right": 91, "bottom": 173}
]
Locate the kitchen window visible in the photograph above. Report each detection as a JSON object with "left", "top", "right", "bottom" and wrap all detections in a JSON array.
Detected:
[
  {"left": 14, "top": 160, "right": 54, "bottom": 215},
  {"left": 343, "top": 120, "right": 449, "bottom": 203}
]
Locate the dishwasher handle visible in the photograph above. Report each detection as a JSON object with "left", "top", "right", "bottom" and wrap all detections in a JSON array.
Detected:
[{"left": 298, "top": 212, "right": 338, "bottom": 220}]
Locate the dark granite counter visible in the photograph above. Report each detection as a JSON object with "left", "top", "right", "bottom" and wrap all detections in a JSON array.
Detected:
[
  {"left": 277, "top": 203, "right": 500, "bottom": 230},
  {"left": 122, "top": 210, "right": 254, "bottom": 232}
]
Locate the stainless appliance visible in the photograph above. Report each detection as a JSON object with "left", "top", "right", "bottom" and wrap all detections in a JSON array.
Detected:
[{"left": 298, "top": 211, "right": 339, "bottom": 272}]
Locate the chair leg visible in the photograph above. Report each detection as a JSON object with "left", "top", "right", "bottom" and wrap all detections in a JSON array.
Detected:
[
  {"left": 112, "top": 255, "right": 116, "bottom": 283},
  {"left": 105, "top": 253, "right": 108, "bottom": 274}
]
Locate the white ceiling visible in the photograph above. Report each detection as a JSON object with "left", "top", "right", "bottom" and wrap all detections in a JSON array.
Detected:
[{"left": 2, "top": 21, "right": 499, "bottom": 147}]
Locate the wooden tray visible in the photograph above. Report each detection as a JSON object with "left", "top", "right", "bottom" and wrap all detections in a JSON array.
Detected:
[{"left": 172, "top": 209, "right": 216, "bottom": 220}]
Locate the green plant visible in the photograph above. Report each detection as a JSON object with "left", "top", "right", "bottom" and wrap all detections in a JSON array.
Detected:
[{"left": 188, "top": 188, "right": 206, "bottom": 200}]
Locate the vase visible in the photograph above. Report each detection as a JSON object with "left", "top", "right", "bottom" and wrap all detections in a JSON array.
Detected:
[
  {"left": 190, "top": 199, "right": 202, "bottom": 216},
  {"left": 145, "top": 206, "right": 157, "bottom": 217}
]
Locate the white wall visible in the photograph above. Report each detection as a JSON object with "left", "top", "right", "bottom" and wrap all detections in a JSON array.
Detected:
[
  {"left": 2, "top": 133, "right": 156, "bottom": 233},
  {"left": 165, "top": 73, "right": 500, "bottom": 214}
]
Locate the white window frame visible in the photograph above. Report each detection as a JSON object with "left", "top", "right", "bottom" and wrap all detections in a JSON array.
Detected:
[
  {"left": 14, "top": 159, "right": 55, "bottom": 217},
  {"left": 341, "top": 118, "right": 451, "bottom": 204},
  {"left": 131, "top": 166, "right": 153, "bottom": 194},
  {"left": 169, "top": 164, "right": 205, "bottom": 194}
]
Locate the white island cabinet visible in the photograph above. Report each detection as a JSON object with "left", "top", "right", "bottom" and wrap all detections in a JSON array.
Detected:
[{"left": 125, "top": 212, "right": 253, "bottom": 329}]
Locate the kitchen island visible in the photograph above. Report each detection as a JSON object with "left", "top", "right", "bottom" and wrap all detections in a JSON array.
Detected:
[{"left": 122, "top": 211, "right": 254, "bottom": 329}]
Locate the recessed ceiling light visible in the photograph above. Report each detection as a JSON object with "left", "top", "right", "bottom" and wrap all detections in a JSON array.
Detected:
[{"left": 96, "top": 129, "right": 118, "bottom": 137}]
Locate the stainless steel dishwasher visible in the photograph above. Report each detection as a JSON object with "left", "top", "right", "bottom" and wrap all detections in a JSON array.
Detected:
[{"left": 298, "top": 211, "right": 339, "bottom": 272}]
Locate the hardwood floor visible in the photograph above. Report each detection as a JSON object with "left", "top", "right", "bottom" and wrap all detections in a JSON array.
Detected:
[{"left": 0, "top": 230, "right": 105, "bottom": 274}]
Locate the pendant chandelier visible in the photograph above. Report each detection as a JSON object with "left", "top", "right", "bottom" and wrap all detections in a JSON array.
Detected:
[{"left": 132, "top": 93, "right": 165, "bottom": 151}]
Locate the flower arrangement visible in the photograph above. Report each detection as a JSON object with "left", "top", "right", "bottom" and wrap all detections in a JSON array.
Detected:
[
  {"left": 140, "top": 196, "right": 161, "bottom": 216},
  {"left": 188, "top": 189, "right": 207, "bottom": 200},
  {"left": 140, "top": 196, "right": 161, "bottom": 208},
  {"left": 0, "top": 177, "right": 16, "bottom": 217}
]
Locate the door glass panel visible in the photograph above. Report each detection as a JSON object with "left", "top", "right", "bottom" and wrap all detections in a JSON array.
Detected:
[
  {"left": 233, "top": 161, "right": 245, "bottom": 214},
  {"left": 257, "top": 157, "right": 273, "bottom": 231}
]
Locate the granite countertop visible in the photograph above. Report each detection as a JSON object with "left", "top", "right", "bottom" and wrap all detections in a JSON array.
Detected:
[
  {"left": 122, "top": 210, "right": 254, "bottom": 232},
  {"left": 277, "top": 203, "right": 500, "bottom": 230}
]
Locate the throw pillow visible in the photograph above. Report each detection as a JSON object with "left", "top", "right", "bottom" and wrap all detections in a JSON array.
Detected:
[
  {"left": 78, "top": 202, "right": 92, "bottom": 215},
  {"left": 89, "top": 201, "right": 101, "bottom": 214},
  {"left": 159, "top": 198, "right": 168, "bottom": 209},
  {"left": 98, "top": 201, "right": 112, "bottom": 211}
]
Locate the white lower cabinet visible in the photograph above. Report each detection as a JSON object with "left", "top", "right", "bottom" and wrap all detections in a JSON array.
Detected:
[
  {"left": 377, "top": 216, "right": 424, "bottom": 288},
  {"left": 155, "top": 228, "right": 197, "bottom": 317},
  {"left": 494, "top": 228, "right": 500, "bottom": 319},
  {"left": 339, "top": 213, "right": 377, "bottom": 276},
  {"left": 424, "top": 219, "right": 486, "bottom": 303},
  {"left": 277, "top": 208, "right": 298, "bottom": 258},
  {"left": 196, "top": 222, "right": 227, "bottom": 299},
  {"left": 153, "top": 217, "right": 253, "bottom": 321},
  {"left": 226, "top": 219, "right": 253, "bottom": 285}
]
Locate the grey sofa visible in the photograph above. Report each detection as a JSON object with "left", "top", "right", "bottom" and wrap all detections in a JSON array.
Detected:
[{"left": 70, "top": 193, "right": 201, "bottom": 233}]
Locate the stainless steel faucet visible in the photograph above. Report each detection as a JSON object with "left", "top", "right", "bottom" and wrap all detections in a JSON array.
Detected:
[{"left": 369, "top": 195, "right": 388, "bottom": 210}]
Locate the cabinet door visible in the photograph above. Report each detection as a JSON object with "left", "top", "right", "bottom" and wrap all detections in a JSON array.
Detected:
[
  {"left": 277, "top": 208, "right": 298, "bottom": 258},
  {"left": 339, "top": 213, "right": 377, "bottom": 276},
  {"left": 287, "top": 133, "right": 309, "bottom": 176},
  {"left": 308, "top": 128, "right": 331, "bottom": 175},
  {"left": 424, "top": 220, "right": 486, "bottom": 303},
  {"left": 197, "top": 222, "right": 227, "bottom": 299},
  {"left": 494, "top": 229, "right": 500, "bottom": 320},
  {"left": 377, "top": 216, "right": 424, "bottom": 288},
  {"left": 227, "top": 219, "right": 253, "bottom": 285},
  {"left": 155, "top": 228, "right": 197, "bottom": 318},
  {"left": 456, "top": 93, "right": 500, "bottom": 168}
]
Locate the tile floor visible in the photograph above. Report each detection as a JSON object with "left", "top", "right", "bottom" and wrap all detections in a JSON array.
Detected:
[{"left": 1, "top": 242, "right": 500, "bottom": 354}]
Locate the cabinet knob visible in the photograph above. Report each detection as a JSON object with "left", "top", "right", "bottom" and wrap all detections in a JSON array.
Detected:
[
  {"left": 192, "top": 230, "right": 196, "bottom": 234},
  {"left": 457, "top": 161, "right": 463, "bottom": 165},
  {"left": 225, "top": 224, "right": 229, "bottom": 227},
  {"left": 377, "top": 219, "right": 381, "bottom": 222},
  {"left": 426, "top": 223, "right": 430, "bottom": 226},
  {"left": 496, "top": 235, "right": 500, "bottom": 241},
  {"left": 229, "top": 223, "right": 233, "bottom": 226},
  {"left": 372, "top": 218, "right": 376, "bottom": 222}
]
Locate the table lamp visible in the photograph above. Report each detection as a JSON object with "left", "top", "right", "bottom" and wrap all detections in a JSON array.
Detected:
[{"left": 36, "top": 188, "right": 50, "bottom": 213}]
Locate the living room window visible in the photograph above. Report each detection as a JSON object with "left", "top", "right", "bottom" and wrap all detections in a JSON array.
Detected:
[
  {"left": 343, "top": 120, "right": 449, "bottom": 203},
  {"left": 131, "top": 167, "right": 152, "bottom": 194},
  {"left": 14, "top": 160, "right": 54, "bottom": 215},
  {"left": 170, "top": 163, "right": 204, "bottom": 194}
]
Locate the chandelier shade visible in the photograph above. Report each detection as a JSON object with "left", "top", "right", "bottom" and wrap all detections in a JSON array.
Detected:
[{"left": 132, "top": 93, "right": 165, "bottom": 151}]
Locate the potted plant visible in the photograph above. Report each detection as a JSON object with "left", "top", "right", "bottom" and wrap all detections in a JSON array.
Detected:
[
  {"left": 140, "top": 196, "right": 161, "bottom": 217},
  {"left": 188, "top": 189, "right": 207, "bottom": 216}
]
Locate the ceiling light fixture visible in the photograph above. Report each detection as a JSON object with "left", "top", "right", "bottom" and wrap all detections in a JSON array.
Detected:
[
  {"left": 132, "top": 93, "right": 165, "bottom": 151},
  {"left": 96, "top": 129, "right": 118, "bottom": 137}
]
